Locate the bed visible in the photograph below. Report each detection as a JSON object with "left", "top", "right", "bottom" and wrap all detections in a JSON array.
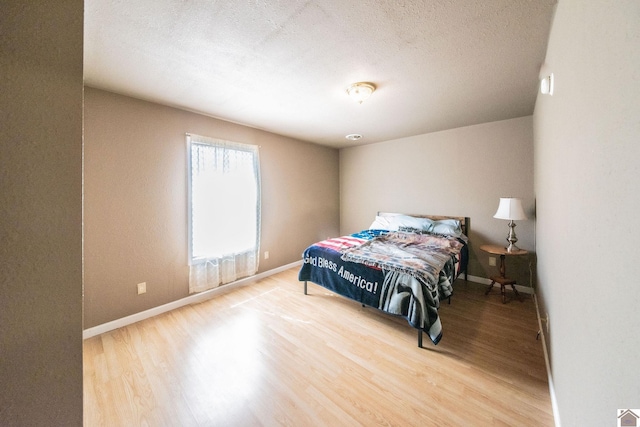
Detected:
[{"left": 298, "top": 212, "right": 469, "bottom": 347}]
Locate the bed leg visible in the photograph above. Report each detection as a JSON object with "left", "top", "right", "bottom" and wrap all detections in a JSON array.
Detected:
[
  {"left": 304, "top": 281, "right": 307, "bottom": 295},
  {"left": 418, "top": 330, "right": 423, "bottom": 348}
]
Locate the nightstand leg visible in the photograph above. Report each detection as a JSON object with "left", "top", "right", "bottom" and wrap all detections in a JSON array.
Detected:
[
  {"left": 509, "top": 283, "right": 523, "bottom": 302},
  {"left": 487, "top": 276, "right": 520, "bottom": 303},
  {"left": 485, "top": 280, "right": 496, "bottom": 295}
]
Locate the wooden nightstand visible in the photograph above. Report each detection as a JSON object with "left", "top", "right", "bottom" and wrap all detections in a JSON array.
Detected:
[{"left": 480, "top": 244, "right": 528, "bottom": 303}]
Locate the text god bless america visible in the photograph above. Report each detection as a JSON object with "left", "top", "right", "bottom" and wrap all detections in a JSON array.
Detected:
[{"left": 303, "top": 255, "right": 379, "bottom": 294}]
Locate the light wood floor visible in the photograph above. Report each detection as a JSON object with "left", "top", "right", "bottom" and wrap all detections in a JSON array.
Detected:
[{"left": 84, "top": 267, "right": 554, "bottom": 426}]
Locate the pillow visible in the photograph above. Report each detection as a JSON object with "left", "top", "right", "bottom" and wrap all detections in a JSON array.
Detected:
[
  {"left": 397, "top": 226, "right": 425, "bottom": 234},
  {"left": 386, "top": 214, "right": 434, "bottom": 232},
  {"left": 431, "top": 219, "right": 462, "bottom": 237},
  {"left": 369, "top": 214, "right": 433, "bottom": 231},
  {"left": 369, "top": 215, "right": 392, "bottom": 230}
]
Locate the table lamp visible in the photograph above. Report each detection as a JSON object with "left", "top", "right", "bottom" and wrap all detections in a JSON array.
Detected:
[{"left": 493, "top": 197, "right": 527, "bottom": 252}]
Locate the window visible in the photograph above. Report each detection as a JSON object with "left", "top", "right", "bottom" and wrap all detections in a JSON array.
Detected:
[{"left": 187, "top": 134, "right": 261, "bottom": 293}]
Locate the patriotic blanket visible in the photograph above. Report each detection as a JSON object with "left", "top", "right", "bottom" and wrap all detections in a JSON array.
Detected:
[
  {"left": 341, "top": 232, "right": 464, "bottom": 288},
  {"left": 299, "top": 230, "right": 468, "bottom": 344}
]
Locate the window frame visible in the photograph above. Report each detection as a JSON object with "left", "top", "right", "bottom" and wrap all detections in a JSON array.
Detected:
[{"left": 186, "top": 133, "right": 261, "bottom": 267}]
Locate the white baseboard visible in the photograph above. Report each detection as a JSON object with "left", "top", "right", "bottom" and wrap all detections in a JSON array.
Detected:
[
  {"left": 83, "top": 260, "right": 303, "bottom": 340},
  {"left": 533, "top": 293, "right": 561, "bottom": 427},
  {"left": 465, "top": 274, "right": 534, "bottom": 295},
  {"left": 84, "top": 267, "right": 532, "bottom": 339}
]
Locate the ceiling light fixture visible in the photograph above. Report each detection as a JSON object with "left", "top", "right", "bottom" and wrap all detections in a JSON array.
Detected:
[
  {"left": 346, "top": 82, "right": 376, "bottom": 104},
  {"left": 345, "top": 134, "right": 363, "bottom": 141}
]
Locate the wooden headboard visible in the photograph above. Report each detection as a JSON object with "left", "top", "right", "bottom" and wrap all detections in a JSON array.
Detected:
[{"left": 377, "top": 212, "right": 470, "bottom": 237}]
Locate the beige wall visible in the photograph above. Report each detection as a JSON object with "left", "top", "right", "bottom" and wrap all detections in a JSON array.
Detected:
[
  {"left": 533, "top": 1, "right": 640, "bottom": 424},
  {"left": 83, "top": 88, "right": 339, "bottom": 328},
  {"left": 340, "top": 116, "right": 535, "bottom": 285},
  {"left": 0, "top": 1, "right": 84, "bottom": 425}
]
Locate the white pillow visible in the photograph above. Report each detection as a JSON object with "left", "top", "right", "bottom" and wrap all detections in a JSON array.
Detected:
[
  {"left": 369, "top": 215, "right": 392, "bottom": 230},
  {"left": 386, "top": 215, "right": 434, "bottom": 232},
  {"left": 431, "top": 219, "right": 462, "bottom": 237}
]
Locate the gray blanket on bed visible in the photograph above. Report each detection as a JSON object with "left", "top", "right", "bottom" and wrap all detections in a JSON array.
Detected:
[
  {"left": 340, "top": 231, "right": 463, "bottom": 286},
  {"left": 340, "top": 232, "right": 463, "bottom": 339}
]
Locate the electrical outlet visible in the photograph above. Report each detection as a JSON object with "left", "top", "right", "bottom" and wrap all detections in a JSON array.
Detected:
[
  {"left": 264, "top": 251, "right": 270, "bottom": 260},
  {"left": 137, "top": 282, "right": 146, "bottom": 295},
  {"left": 489, "top": 257, "right": 496, "bottom": 266}
]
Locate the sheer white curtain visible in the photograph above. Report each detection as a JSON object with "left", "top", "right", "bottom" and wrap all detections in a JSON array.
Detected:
[{"left": 187, "top": 134, "right": 261, "bottom": 293}]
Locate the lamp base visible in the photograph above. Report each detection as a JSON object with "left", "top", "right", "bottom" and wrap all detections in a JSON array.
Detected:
[
  {"left": 505, "top": 220, "right": 520, "bottom": 252},
  {"left": 505, "top": 242, "right": 521, "bottom": 253}
]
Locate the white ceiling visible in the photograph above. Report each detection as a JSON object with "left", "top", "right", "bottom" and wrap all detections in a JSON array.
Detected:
[{"left": 84, "top": 0, "right": 556, "bottom": 148}]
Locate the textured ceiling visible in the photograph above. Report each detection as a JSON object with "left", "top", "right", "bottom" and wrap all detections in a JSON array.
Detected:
[{"left": 84, "top": 0, "right": 556, "bottom": 148}]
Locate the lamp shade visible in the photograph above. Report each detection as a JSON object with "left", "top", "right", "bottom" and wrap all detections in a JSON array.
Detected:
[{"left": 493, "top": 198, "right": 527, "bottom": 221}]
